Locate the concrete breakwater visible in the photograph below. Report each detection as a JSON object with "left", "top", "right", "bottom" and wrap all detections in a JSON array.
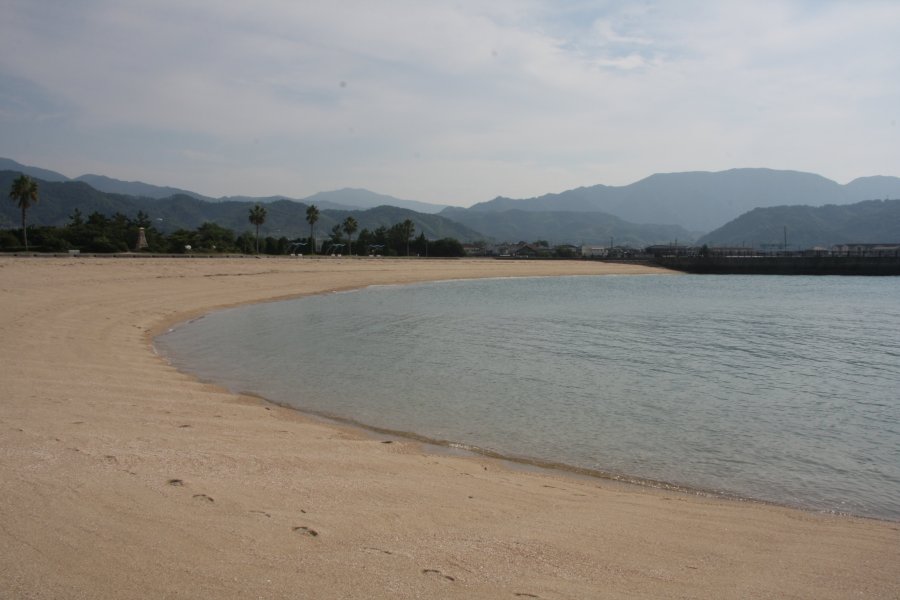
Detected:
[{"left": 654, "top": 255, "right": 900, "bottom": 275}]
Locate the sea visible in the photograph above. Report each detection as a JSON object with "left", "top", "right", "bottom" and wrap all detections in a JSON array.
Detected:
[{"left": 154, "top": 274, "right": 900, "bottom": 521}]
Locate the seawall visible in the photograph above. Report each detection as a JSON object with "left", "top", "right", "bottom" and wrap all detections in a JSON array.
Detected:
[{"left": 655, "top": 255, "right": 900, "bottom": 276}]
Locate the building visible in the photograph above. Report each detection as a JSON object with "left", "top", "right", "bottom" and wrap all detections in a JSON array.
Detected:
[
  {"left": 581, "top": 245, "right": 608, "bottom": 258},
  {"left": 832, "top": 243, "right": 900, "bottom": 255}
]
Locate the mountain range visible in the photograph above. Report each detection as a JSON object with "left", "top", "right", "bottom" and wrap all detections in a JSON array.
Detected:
[
  {"left": 0, "top": 171, "right": 480, "bottom": 242},
  {"left": 4, "top": 157, "right": 900, "bottom": 247},
  {"left": 698, "top": 199, "right": 900, "bottom": 250},
  {"left": 440, "top": 207, "right": 691, "bottom": 247},
  {"left": 463, "top": 168, "right": 900, "bottom": 233},
  {"left": 0, "top": 158, "right": 448, "bottom": 214}
]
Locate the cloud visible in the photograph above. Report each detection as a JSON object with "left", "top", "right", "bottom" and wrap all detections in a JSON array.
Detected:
[{"left": 1, "top": 1, "right": 898, "bottom": 202}]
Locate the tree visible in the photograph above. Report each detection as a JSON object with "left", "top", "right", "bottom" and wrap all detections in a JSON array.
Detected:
[
  {"left": 168, "top": 229, "right": 196, "bottom": 254},
  {"left": 266, "top": 236, "right": 289, "bottom": 255},
  {"left": 134, "top": 210, "right": 152, "bottom": 228},
  {"left": 8, "top": 174, "right": 39, "bottom": 250},
  {"left": 196, "top": 222, "right": 237, "bottom": 252},
  {"left": 427, "top": 237, "right": 465, "bottom": 257},
  {"left": 342, "top": 216, "right": 358, "bottom": 255},
  {"left": 248, "top": 204, "right": 267, "bottom": 254},
  {"left": 325, "top": 224, "right": 343, "bottom": 254},
  {"left": 69, "top": 208, "right": 84, "bottom": 227},
  {"left": 305, "top": 204, "right": 320, "bottom": 255},
  {"left": 401, "top": 218, "right": 415, "bottom": 256}
]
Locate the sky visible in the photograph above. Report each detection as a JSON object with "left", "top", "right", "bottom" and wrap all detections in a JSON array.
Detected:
[{"left": 1, "top": 1, "right": 898, "bottom": 206}]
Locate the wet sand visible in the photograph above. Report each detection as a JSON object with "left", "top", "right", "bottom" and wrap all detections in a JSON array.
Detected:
[{"left": 1, "top": 256, "right": 897, "bottom": 599}]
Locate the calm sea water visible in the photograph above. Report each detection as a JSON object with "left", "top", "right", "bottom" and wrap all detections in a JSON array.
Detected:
[{"left": 155, "top": 275, "right": 900, "bottom": 520}]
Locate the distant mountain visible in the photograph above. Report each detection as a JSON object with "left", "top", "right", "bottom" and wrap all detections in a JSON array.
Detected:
[
  {"left": 8, "top": 157, "right": 900, "bottom": 243},
  {"left": 219, "top": 195, "right": 375, "bottom": 212},
  {"left": 463, "top": 169, "right": 900, "bottom": 233},
  {"left": 0, "top": 157, "right": 69, "bottom": 182},
  {"left": 217, "top": 189, "right": 451, "bottom": 213},
  {"left": 1, "top": 157, "right": 215, "bottom": 200},
  {"left": 441, "top": 206, "right": 693, "bottom": 247},
  {"left": 0, "top": 173, "right": 150, "bottom": 230},
  {"left": 844, "top": 176, "right": 900, "bottom": 201},
  {"left": 697, "top": 199, "right": 900, "bottom": 249},
  {"left": 302, "top": 189, "right": 450, "bottom": 214},
  {"left": 74, "top": 174, "right": 209, "bottom": 200},
  {"left": 1, "top": 157, "right": 451, "bottom": 213},
  {"left": 321, "top": 205, "right": 481, "bottom": 241},
  {"left": 0, "top": 171, "right": 483, "bottom": 242}
]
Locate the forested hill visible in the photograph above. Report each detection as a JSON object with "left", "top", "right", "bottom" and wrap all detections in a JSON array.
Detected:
[
  {"left": 0, "top": 171, "right": 483, "bottom": 242},
  {"left": 440, "top": 206, "right": 693, "bottom": 247},
  {"left": 697, "top": 199, "right": 900, "bottom": 249}
]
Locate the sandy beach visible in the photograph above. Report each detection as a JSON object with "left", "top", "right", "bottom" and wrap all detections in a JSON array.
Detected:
[{"left": 1, "top": 256, "right": 897, "bottom": 599}]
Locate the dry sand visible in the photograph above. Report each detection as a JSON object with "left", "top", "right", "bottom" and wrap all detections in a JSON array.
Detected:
[{"left": 0, "top": 256, "right": 897, "bottom": 599}]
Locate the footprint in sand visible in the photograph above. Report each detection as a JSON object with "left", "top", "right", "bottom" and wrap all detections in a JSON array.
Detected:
[
  {"left": 192, "top": 494, "right": 214, "bottom": 503},
  {"left": 293, "top": 526, "right": 318, "bottom": 537},
  {"left": 167, "top": 478, "right": 184, "bottom": 486},
  {"left": 422, "top": 569, "right": 455, "bottom": 582}
]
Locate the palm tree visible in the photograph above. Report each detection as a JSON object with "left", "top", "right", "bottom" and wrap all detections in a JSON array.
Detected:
[
  {"left": 305, "top": 204, "right": 320, "bottom": 255},
  {"left": 342, "top": 216, "right": 358, "bottom": 256},
  {"left": 8, "top": 174, "right": 39, "bottom": 250},
  {"left": 401, "top": 218, "right": 415, "bottom": 256},
  {"left": 248, "top": 204, "right": 267, "bottom": 254}
]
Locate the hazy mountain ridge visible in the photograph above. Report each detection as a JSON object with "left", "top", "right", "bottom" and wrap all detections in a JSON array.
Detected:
[
  {"left": 441, "top": 206, "right": 692, "bottom": 247},
  {"left": 219, "top": 189, "right": 450, "bottom": 213},
  {"left": 302, "top": 189, "right": 450, "bottom": 214},
  {"left": 0, "top": 158, "right": 449, "bottom": 213},
  {"left": 463, "top": 168, "right": 900, "bottom": 232},
  {"left": 697, "top": 199, "right": 900, "bottom": 249},
  {"left": 0, "top": 171, "right": 482, "bottom": 242},
  {"left": 6, "top": 158, "right": 900, "bottom": 248},
  {"left": 0, "top": 158, "right": 70, "bottom": 182},
  {"left": 74, "top": 174, "right": 208, "bottom": 200}
]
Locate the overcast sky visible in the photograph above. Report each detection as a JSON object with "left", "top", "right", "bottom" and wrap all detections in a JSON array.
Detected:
[{"left": 2, "top": 1, "right": 898, "bottom": 206}]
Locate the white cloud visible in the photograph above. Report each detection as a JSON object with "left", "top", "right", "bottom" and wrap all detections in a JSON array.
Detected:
[{"left": 1, "top": 0, "right": 898, "bottom": 202}]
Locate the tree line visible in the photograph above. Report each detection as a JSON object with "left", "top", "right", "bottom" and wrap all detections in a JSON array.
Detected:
[{"left": 5, "top": 175, "right": 465, "bottom": 257}]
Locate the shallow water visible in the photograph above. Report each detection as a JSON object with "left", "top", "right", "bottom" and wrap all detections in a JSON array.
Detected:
[{"left": 156, "top": 275, "right": 900, "bottom": 520}]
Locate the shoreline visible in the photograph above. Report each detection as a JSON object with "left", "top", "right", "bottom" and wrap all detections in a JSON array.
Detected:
[
  {"left": 153, "top": 272, "right": 736, "bottom": 509},
  {"left": 2, "top": 256, "right": 898, "bottom": 599},
  {"left": 154, "top": 272, "right": 893, "bottom": 523},
  {"left": 157, "top": 329, "right": 833, "bottom": 523}
]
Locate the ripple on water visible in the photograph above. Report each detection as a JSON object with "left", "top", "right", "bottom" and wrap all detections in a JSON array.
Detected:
[{"left": 156, "top": 275, "right": 900, "bottom": 520}]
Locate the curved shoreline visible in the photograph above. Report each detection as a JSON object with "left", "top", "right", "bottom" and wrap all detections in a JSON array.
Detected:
[
  {"left": 155, "top": 273, "right": 893, "bottom": 522},
  {"left": 161, "top": 343, "right": 887, "bottom": 525},
  {"left": 2, "top": 256, "right": 898, "bottom": 599},
  {"left": 233, "top": 399, "right": 772, "bottom": 509},
  {"left": 153, "top": 273, "right": 734, "bottom": 499}
]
